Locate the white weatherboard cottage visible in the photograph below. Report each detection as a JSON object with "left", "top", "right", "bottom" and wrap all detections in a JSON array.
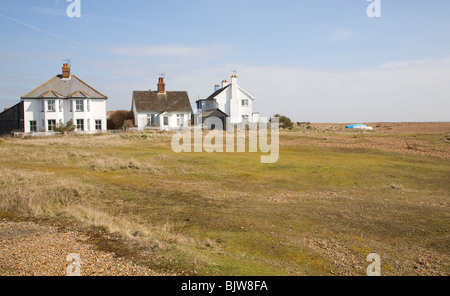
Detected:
[
  {"left": 132, "top": 77, "right": 193, "bottom": 130},
  {"left": 195, "top": 74, "right": 259, "bottom": 126},
  {"left": 21, "top": 64, "right": 107, "bottom": 133}
]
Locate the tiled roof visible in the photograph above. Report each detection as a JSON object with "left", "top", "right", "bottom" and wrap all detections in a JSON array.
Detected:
[
  {"left": 133, "top": 91, "right": 192, "bottom": 113},
  {"left": 196, "top": 84, "right": 230, "bottom": 102},
  {"left": 21, "top": 75, "right": 107, "bottom": 99}
]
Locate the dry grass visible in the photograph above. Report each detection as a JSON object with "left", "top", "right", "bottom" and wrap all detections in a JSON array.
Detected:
[{"left": 0, "top": 128, "right": 449, "bottom": 276}]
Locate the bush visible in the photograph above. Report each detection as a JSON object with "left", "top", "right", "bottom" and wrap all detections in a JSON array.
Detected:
[
  {"left": 272, "top": 114, "right": 294, "bottom": 130},
  {"left": 54, "top": 120, "right": 75, "bottom": 135}
]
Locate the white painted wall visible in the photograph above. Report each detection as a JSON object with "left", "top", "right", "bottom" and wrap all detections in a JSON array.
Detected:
[
  {"left": 135, "top": 111, "right": 191, "bottom": 130},
  {"left": 22, "top": 98, "right": 107, "bottom": 132},
  {"left": 199, "top": 76, "right": 257, "bottom": 124}
]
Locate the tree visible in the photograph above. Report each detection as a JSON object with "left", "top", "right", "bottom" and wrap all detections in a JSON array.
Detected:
[
  {"left": 53, "top": 120, "right": 75, "bottom": 135},
  {"left": 107, "top": 111, "right": 134, "bottom": 130},
  {"left": 272, "top": 114, "right": 294, "bottom": 130}
]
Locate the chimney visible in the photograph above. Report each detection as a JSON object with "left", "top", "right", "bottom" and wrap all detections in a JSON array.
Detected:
[
  {"left": 62, "top": 63, "right": 70, "bottom": 79},
  {"left": 231, "top": 74, "right": 238, "bottom": 85},
  {"left": 157, "top": 77, "right": 166, "bottom": 94},
  {"left": 4, "top": 108, "right": 8, "bottom": 111},
  {"left": 214, "top": 84, "right": 220, "bottom": 92},
  {"left": 221, "top": 80, "right": 229, "bottom": 88}
]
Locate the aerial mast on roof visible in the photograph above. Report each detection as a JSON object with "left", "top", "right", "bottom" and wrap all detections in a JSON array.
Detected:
[{"left": 62, "top": 58, "right": 71, "bottom": 67}]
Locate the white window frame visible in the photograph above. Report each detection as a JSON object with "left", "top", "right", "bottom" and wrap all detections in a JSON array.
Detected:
[
  {"left": 29, "top": 121, "right": 37, "bottom": 132},
  {"left": 75, "top": 100, "right": 84, "bottom": 112},
  {"left": 76, "top": 119, "right": 84, "bottom": 131},
  {"left": 47, "top": 100, "right": 55, "bottom": 112},
  {"left": 95, "top": 120, "right": 102, "bottom": 130},
  {"left": 48, "top": 119, "right": 56, "bottom": 131}
]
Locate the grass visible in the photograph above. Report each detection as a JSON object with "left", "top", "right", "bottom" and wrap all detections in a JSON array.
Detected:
[{"left": 0, "top": 129, "right": 449, "bottom": 276}]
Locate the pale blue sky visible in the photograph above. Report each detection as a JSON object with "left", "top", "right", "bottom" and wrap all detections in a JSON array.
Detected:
[{"left": 1, "top": 0, "right": 449, "bottom": 122}]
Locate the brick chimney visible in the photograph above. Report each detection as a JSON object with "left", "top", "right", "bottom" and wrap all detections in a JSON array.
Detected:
[
  {"left": 157, "top": 77, "right": 166, "bottom": 94},
  {"left": 62, "top": 63, "right": 70, "bottom": 79}
]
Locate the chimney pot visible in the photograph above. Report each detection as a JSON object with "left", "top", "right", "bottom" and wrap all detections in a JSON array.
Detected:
[
  {"left": 157, "top": 77, "right": 166, "bottom": 94},
  {"left": 62, "top": 63, "right": 70, "bottom": 78}
]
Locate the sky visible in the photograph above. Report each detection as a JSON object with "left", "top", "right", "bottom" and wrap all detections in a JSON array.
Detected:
[{"left": 0, "top": 0, "right": 449, "bottom": 123}]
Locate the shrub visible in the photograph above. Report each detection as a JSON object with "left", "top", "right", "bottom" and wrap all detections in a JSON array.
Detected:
[
  {"left": 54, "top": 120, "right": 75, "bottom": 135},
  {"left": 272, "top": 114, "right": 294, "bottom": 130}
]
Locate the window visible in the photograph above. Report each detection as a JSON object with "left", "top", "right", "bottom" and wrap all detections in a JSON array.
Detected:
[
  {"left": 76, "top": 119, "right": 84, "bottom": 131},
  {"left": 87, "top": 119, "right": 90, "bottom": 131},
  {"left": 163, "top": 116, "right": 169, "bottom": 126},
  {"left": 47, "top": 100, "right": 55, "bottom": 112},
  {"left": 75, "top": 100, "right": 84, "bottom": 112},
  {"left": 95, "top": 120, "right": 102, "bottom": 130},
  {"left": 87, "top": 100, "right": 90, "bottom": 112},
  {"left": 242, "top": 115, "right": 249, "bottom": 123},
  {"left": 30, "top": 121, "right": 37, "bottom": 132},
  {"left": 241, "top": 99, "right": 249, "bottom": 106},
  {"left": 41, "top": 100, "right": 45, "bottom": 112},
  {"left": 48, "top": 120, "right": 56, "bottom": 131},
  {"left": 59, "top": 100, "right": 63, "bottom": 112},
  {"left": 70, "top": 100, "right": 73, "bottom": 112},
  {"left": 147, "top": 114, "right": 151, "bottom": 127}
]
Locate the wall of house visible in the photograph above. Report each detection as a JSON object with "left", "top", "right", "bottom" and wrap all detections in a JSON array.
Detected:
[
  {"left": 135, "top": 111, "right": 191, "bottom": 130},
  {"left": 23, "top": 98, "right": 107, "bottom": 132},
  {"left": 210, "top": 78, "right": 255, "bottom": 124}
]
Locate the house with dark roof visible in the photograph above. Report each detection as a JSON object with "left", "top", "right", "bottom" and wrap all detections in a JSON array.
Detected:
[
  {"left": 131, "top": 77, "right": 193, "bottom": 130},
  {"left": 194, "top": 74, "right": 259, "bottom": 127},
  {"left": 17, "top": 63, "right": 108, "bottom": 133}
]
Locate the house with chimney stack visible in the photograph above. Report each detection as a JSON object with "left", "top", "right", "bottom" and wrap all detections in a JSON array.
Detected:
[
  {"left": 11, "top": 63, "right": 108, "bottom": 134},
  {"left": 131, "top": 76, "right": 193, "bottom": 130},
  {"left": 195, "top": 74, "right": 259, "bottom": 128}
]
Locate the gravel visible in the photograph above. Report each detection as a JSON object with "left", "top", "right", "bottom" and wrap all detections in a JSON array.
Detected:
[{"left": 0, "top": 220, "right": 166, "bottom": 276}]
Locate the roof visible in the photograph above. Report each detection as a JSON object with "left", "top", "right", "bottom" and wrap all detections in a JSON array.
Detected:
[
  {"left": 196, "top": 84, "right": 230, "bottom": 102},
  {"left": 21, "top": 75, "right": 107, "bottom": 99},
  {"left": 200, "top": 108, "right": 228, "bottom": 118},
  {"left": 133, "top": 91, "right": 193, "bottom": 113}
]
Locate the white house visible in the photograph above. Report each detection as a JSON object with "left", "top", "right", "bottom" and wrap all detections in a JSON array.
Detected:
[
  {"left": 20, "top": 63, "right": 108, "bottom": 133},
  {"left": 195, "top": 74, "right": 259, "bottom": 126},
  {"left": 132, "top": 77, "right": 193, "bottom": 130}
]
